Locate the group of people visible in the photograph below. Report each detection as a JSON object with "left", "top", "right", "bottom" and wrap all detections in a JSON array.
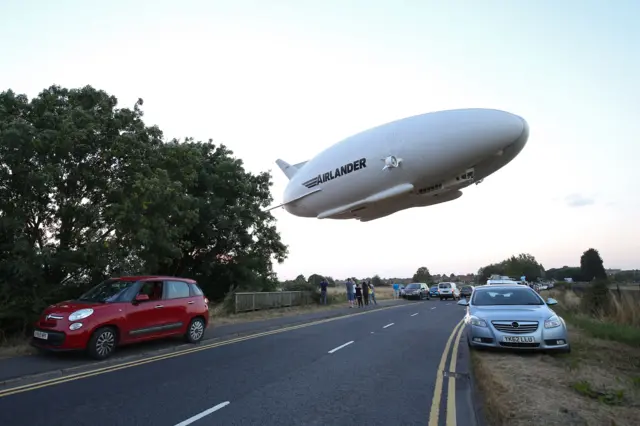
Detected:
[
  {"left": 318, "top": 278, "right": 378, "bottom": 307},
  {"left": 344, "top": 278, "right": 377, "bottom": 308}
]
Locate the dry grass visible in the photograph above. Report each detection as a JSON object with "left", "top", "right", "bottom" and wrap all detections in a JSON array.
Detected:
[
  {"left": 209, "top": 286, "right": 395, "bottom": 325},
  {"left": 549, "top": 288, "right": 640, "bottom": 328},
  {"left": 472, "top": 327, "right": 640, "bottom": 426},
  {"left": 209, "top": 301, "right": 347, "bottom": 325},
  {"left": 0, "top": 336, "right": 36, "bottom": 359},
  {"left": 472, "top": 288, "right": 640, "bottom": 426},
  {"left": 327, "top": 285, "right": 395, "bottom": 300}
]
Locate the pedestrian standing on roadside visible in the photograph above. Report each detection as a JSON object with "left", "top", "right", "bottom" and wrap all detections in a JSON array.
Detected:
[
  {"left": 345, "top": 278, "right": 355, "bottom": 308},
  {"left": 368, "top": 281, "right": 378, "bottom": 305},
  {"left": 355, "top": 281, "right": 364, "bottom": 307},
  {"left": 362, "top": 279, "right": 370, "bottom": 305},
  {"left": 392, "top": 283, "right": 400, "bottom": 299},
  {"left": 319, "top": 279, "right": 328, "bottom": 305}
]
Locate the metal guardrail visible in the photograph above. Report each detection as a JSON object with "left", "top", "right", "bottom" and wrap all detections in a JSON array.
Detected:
[{"left": 234, "top": 291, "right": 313, "bottom": 313}]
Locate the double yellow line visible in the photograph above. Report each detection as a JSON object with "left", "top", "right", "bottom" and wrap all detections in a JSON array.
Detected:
[
  {"left": 0, "top": 303, "right": 411, "bottom": 398},
  {"left": 428, "top": 318, "right": 466, "bottom": 426}
]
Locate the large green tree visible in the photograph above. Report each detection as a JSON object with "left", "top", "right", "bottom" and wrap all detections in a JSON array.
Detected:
[
  {"left": 0, "top": 85, "right": 287, "bottom": 335},
  {"left": 545, "top": 266, "right": 585, "bottom": 282},
  {"left": 412, "top": 266, "right": 431, "bottom": 283},
  {"left": 580, "top": 248, "right": 607, "bottom": 281},
  {"left": 478, "top": 253, "right": 545, "bottom": 283}
]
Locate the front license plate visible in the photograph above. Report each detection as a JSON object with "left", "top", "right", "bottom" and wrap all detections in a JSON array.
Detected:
[
  {"left": 34, "top": 330, "right": 48, "bottom": 340},
  {"left": 502, "top": 336, "right": 534, "bottom": 343}
]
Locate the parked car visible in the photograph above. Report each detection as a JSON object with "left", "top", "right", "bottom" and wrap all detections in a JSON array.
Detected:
[
  {"left": 460, "top": 285, "right": 475, "bottom": 298},
  {"left": 429, "top": 285, "right": 440, "bottom": 298},
  {"left": 458, "top": 284, "right": 570, "bottom": 353},
  {"left": 31, "top": 276, "right": 210, "bottom": 360},
  {"left": 403, "top": 283, "right": 430, "bottom": 300},
  {"left": 438, "top": 282, "right": 461, "bottom": 301}
]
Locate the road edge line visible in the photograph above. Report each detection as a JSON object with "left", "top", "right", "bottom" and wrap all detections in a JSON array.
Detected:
[
  {"left": 446, "top": 319, "right": 466, "bottom": 426},
  {"left": 427, "top": 318, "right": 464, "bottom": 426}
]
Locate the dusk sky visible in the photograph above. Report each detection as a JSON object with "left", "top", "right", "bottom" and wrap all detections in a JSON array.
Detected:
[{"left": 2, "top": 0, "right": 638, "bottom": 279}]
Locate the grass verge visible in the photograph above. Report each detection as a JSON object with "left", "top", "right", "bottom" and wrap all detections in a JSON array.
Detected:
[
  {"left": 472, "top": 326, "right": 640, "bottom": 426},
  {"left": 211, "top": 286, "right": 394, "bottom": 325},
  {"left": 471, "top": 288, "right": 640, "bottom": 426}
]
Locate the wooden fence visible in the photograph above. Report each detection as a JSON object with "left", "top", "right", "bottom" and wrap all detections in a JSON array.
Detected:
[{"left": 234, "top": 291, "right": 313, "bottom": 313}]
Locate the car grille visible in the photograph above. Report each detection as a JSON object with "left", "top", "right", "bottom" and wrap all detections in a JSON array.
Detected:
[
  {"left": 499, "top": 342, "right": 540, "bottom": 348},
  {"left": 491, "top": 320, "right": 538, "bottom": 334}
]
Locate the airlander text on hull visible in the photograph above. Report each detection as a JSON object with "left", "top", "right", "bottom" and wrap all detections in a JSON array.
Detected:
[
  {"left": 303, "top": 158, "right": 367, "bottom": 189},
  {"left": 268, "top": 108, "right": 529, "bottom": 222}
]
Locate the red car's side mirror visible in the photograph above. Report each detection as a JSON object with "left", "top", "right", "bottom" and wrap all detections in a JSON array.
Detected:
[{"left": 135, "top": 294, "right": 150, "bottom": 302}]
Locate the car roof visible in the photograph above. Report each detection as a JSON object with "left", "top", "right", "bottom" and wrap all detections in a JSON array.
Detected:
[{"left": 110, "top": 276, "right": 197, "bottom": 283}]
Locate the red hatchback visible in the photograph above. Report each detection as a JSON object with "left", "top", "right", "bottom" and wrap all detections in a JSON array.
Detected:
[{"left": 31, "top": 276, "right": 210, "bottom": 359}]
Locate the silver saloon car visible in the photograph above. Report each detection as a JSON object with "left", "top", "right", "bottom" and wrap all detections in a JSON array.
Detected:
[{"left": 457, "top": 285, "right": 570, "bottom": 353}]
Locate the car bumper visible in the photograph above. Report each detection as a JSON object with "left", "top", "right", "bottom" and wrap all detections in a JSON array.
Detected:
[
  {"left": 466, "top": 324, "right": 570, "bottom": 351},
  {"left": 30, "top": 326, "right": 93, "bottom": 351}
]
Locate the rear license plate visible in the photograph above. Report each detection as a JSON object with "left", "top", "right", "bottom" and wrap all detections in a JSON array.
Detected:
[
  {"left": 34, "top": 330, "right": 48, "bottom": 340},
  {"left": 502, "top": 336, "right": 534, "bottom": 343}
]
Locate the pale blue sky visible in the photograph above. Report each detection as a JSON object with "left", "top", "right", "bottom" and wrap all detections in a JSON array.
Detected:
[{"left": 1, "top": 0, "right": 638, "bottom": 279}]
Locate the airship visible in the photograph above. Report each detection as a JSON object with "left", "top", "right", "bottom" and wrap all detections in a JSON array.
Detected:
[{"left": 269, "top": 108, "right": 529, "bottom": 222}]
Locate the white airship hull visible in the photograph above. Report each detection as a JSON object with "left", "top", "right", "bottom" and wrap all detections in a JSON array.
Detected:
[{"left": 272, "top": 108, "right": 529, "bottom": 222}]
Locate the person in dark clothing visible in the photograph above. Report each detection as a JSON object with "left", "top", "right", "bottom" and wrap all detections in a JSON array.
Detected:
[
  {"left": 319, "top": 279, "right": 328, "bottom": 305},
  {"left": 362, "top": 280, "right": 370, "bottom": 305},
  {"left": 355, "top": 282, "right": 363, "bottom": 307}
]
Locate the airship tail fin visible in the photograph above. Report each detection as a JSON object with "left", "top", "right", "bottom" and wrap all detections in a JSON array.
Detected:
[{"left": 275, "top": 159, "right": 305, "bottom": 180}]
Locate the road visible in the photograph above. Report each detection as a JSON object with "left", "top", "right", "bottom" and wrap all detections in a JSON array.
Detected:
[
  {"left": 0, "top": 299, "right": 407, "bottom": 383},
  {"left": 0, "top": 300, "right": 477, "bottom": 426}
]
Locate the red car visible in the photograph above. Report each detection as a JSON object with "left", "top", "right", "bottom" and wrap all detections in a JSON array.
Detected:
[{"left": 31, "top": 276, "right": 210, "bottom": 359}]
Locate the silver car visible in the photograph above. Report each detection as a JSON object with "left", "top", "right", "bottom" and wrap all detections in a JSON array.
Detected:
[{"left": 457, "top": 285, "right": 570, "bottom": 353}]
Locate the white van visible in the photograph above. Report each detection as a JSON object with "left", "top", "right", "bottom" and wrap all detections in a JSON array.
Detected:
[{"left": 437, "top": 282, "right": 460, "bottom": 301}]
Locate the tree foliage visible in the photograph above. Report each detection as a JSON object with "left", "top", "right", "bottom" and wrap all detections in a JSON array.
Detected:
[
  {"left": 412, "top": 266, "right": 431, "bottom": 283},
  {"left": 580, "top": 248, "right": 607, "bottom": 282},
  {"left": 0, "top": 85, "right": 287, "bottom": 335},
  {"left": 545, "top": 266, "right": 585, "bottom": 282},
  {"left": 477, "top": 253, "right": 545, "bottom": 283}
]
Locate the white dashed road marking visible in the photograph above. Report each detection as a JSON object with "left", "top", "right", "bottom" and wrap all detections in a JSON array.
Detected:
[
  {"left": 175, "top": 401, "right": 230, "bottom": 426},
  {"left": 411, "top": 313, "right": 418, "bottom": 317},
  {"left": 328, "top": 341, "right": 355, "bottom": 354},
  {"left": 431, "top": 307, "right": 437, "bottom": 310},
  {"left": 383, "top": 323, "right": 394, "bottom": 329}
]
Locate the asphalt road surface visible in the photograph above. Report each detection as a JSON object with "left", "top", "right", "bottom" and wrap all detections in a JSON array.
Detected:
[
  {"left": 0, "top": 299, "right": 407, "bottom": 383},
  {"left": 0, "top": 300, "right": 477, "bottom": 426}
]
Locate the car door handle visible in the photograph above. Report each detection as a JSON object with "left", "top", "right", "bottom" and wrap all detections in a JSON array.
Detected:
[
  {"left": 188, "top": 301, "right": 195, "bottom": 305},
  {"left": 155, "top": 305, "right": 164, "bottom": 309}
]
